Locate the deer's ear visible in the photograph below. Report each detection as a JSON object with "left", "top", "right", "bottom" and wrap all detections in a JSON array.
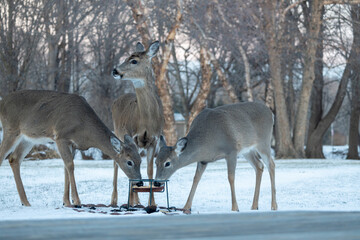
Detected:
[
  {"left": 146, "top": 41, "right": 159, "bottom": 58},
  {"left": 124, "top": 134, "right": 136, "bottom": 146},
  {"left": 175, "top": 137, "right": 187, "bottom": 155},
  {"left": 111, "top": 136, "right": 123, "bottom": 154},
  {"left": 136, "top": 42, "right": 145, "bottom": 52},
  {"left": 159, "top": 135, "right": 167, "bottom": 148}
]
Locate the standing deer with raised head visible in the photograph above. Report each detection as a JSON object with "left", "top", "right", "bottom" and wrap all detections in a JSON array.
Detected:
[
  {"left": 0, "top": 90, "right": 142, "bottom": 206},
  {"left": 155, "top": 102, "right": 278, "bottom": 212},
  {"left": 112, "top": 41, "right": 164, "bottom": 206}
]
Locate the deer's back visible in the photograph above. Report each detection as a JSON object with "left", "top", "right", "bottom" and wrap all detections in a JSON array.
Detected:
[
  {"left": 187, "top": 102, "right": 273, "bottom": 156},
  {"left": 0, "top": 90, "right": 112, "bottom": 148}
]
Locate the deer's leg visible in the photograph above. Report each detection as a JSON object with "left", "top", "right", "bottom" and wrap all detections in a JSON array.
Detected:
[
  {"left": 226, "top": 153, "right": 239, "bottom": 211},
  {"left": 0, "top": 132, "right": 20, "bottom": 166},
  {"left": 258, "top": 147, "right": 278, "bottom": 210},
  {"left": 63, "top": 166, "right": 71, "bottom": 206},
  {"left": 57, "top": 140, "right": 81, "bottom": 207},
  {"left": 63, "top": 145, "right": 76, "bottom": 207},
  {"left": 111, "top": 161, "right": 119, "bottom": 207},
  {"left": 147, "top": 146, "right": 156, "bottom": 206},
  {"left": 244, "top": 151, "right": 264, "bottom": 210},
  {"left": 9, "top": 140, "right": 33, "bottom": 206},
  {"left": 183, "top": 161, "right": 208, "bottom": 211}
]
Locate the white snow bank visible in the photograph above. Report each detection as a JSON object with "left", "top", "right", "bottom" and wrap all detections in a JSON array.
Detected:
[{"left": 1, "top": 147, "right": 360, "bottom": 221}]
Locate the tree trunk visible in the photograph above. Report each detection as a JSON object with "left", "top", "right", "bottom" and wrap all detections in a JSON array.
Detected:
[
  {"left": 347, "top": 5, "right": 360, "bottom": 159},
  {"left": 259, "top": 0, "right": 297, "bottom": 158},
  {"left": 57, "top": 0, "right": 71, "bottom": 93},
  {"left": 306, "top": 53, "right": 353, "bottom": 158},
  {"left": 238, "top": 45, "right": 253, "bottom": 102},
  {"left": 305, "top": 45, "right": 325, "bottom": 158},
  {"left": 347, "top": 70, "right": 360, "bottom": 159},
  {"left": 306, "top": 8, "right": 325, "bottom": 158},
  {"left": 4, "top": 0, "right": 18, "bottom": 93},
  {"left": 293, "top": 0, "right": 323, "bottom": 157},
  {"left": 307, "top": 3, "right": 359, "bottom": 159},
  {"left": 268, "top": 44, "right": 298, "bottom": 158}
]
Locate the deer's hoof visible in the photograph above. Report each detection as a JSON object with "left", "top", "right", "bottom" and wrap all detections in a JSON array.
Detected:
[{"left": 183, "top": 209, "right": 191, "bottom": 215}]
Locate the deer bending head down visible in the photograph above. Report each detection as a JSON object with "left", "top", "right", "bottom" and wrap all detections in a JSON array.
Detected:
[
  {"left": 155, "top": 102, "right": 278, "bottom": 212},
  {"left": 0, "top": 90, "right": 142, "bottom": 207},
  {"left": 111, "top": 41, "right": 164, "bottom": 206}
]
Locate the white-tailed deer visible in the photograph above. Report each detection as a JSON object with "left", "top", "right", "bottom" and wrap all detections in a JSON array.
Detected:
[
  {"left": 155, "top": 102, "right": 278, "bottom": 212},
  {"left": 112, "top": 41, "right": 164, "bottom": 206},
  {"left": 0, "top": 90, "right": 142, "bottom": 207}
]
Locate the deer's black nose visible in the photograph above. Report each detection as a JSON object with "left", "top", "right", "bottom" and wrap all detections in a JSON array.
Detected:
[
  {"left": 154, "top": 181, "right": 162, "bottom": 187},
  {"left": 136, "top": 181, "right": 143, "bottom": 187},
  {"left": 112, "top": 68, "right": 119, "bottom": 76},
  {"left": 112, "top": 68, "right": 123, "bottom": 78}
]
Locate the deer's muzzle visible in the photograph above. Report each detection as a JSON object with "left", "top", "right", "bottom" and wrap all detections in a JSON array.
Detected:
[
  {"left": 136, "top": 181, "right": 144, "bottom": 187},
  {"left": 112, "top": 68, "right": 123, "bottom": 79},
  {"left": 154, "top": 181, "right": 163, "bottom": 187}
]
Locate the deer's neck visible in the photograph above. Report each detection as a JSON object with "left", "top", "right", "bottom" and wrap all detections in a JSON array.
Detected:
[
  {"left": 177, "top": 143, "right": 201, "bottom": 168},
  {"left": 134, "top": 80, "right": 161, "bottom": 122}
]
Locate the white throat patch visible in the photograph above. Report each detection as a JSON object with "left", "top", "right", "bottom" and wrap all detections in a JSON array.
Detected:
[{"left": 128, "top": 78, "right": 145, "bottom": 88}]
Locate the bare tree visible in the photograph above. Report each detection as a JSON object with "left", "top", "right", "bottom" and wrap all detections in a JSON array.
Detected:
[
  {"left": 86, "top": 0, "right": 136, "bottom": 128},
  {"left": 306, "top": 4, "right": 355, "bottom": 158},
  {"left": 347, "top": 4, "right": 360, "bottom": 160},
  {"left": 257, "top": 0, "right": 298, "bottom": 158},
  {"left": 0, "top": 0, "right": 43, "bottom": 95},
  {"left": 43, "top": 0, "right": 100, "bottom": 92}
]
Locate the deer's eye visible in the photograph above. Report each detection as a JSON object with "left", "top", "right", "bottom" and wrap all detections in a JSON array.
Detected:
[
  {"left": 130, "top": 59, "right": 137, "bottom": 64},
  {"left": 127, "top": 161, "right": 133, "bottom": 167},
  {"left": 165, "top": 162, "right": 171, "bottom": 168}
]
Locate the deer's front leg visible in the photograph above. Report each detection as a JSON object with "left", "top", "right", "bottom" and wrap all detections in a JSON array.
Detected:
[
  {"left": 63, "top": 167, "right": 71, "bottom": 206},
  {"left": 111, "top": 161, "right": 118, "bottom": 207},
  {"left": 57, "top": 140, "right": 81, "bottom": 207},
  {"left": 147, "top": 146, "right": 156, "bottom": 206},
  {"left": 183, "top": 161, "right": 208, "bottom": 211}
]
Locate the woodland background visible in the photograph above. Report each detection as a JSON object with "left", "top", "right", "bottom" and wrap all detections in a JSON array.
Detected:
[{"left": 0, "top": 0, "right": 359, "bottom": 159}]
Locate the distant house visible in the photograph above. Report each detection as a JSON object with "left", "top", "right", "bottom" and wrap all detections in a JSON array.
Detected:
[{"left": 174, "top": 113, "right": 186, "bottom": 138}]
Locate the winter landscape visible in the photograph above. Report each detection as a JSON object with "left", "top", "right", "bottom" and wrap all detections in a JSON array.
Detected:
[{"left": 0, "top": 146, "right": 359, "bottom": 221}]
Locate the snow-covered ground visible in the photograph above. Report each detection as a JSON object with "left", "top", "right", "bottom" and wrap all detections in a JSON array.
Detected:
[{"left": 0, "top": 146, "right": 359, "bottom": 221}]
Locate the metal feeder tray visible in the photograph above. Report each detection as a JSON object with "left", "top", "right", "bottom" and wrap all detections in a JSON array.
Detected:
[{"left": 127, "top": 179, "right": 170, "bottom": 210}]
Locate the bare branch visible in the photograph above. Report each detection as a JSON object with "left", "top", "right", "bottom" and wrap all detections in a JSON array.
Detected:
[
  {"left": 283, "top": 0, "right": 306, "bottom": 17},
  {"left": 324, "top": 0, "right": 360, "bottom": 4}
]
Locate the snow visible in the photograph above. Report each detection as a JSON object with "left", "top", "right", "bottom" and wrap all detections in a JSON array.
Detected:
[{"left": 0, "top": 146, "right": 359, "bottom": 221}]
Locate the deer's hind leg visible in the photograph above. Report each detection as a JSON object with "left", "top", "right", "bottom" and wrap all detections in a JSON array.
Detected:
[
  {"left": 244, "top": 150, "right": 264, "bottom": 210},
  {"left": 257, "top": 145, "right": 278, "bottom": 210},
  {"left": 63, "top": 144, "right": 77, "bottom": 207},
  {"left": 225, "top": 152, "right": 239, "bottom": 211},
  {"left": 0, "top": 131, "right": 21, "bottom": 166},
  {"left": 8, "top": 140, "right": 33, "bottom": 206}
]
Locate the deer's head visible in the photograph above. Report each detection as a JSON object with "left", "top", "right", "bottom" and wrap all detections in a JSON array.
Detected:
[
  {"left": 111, "top": 134, "right": 143, "bottom": 185},
  {"left": 112, "top": 41, "right": 159, "bottom": 88},
  {"left": 154, "top": 136, "right": 187, "bottom": 186}
]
